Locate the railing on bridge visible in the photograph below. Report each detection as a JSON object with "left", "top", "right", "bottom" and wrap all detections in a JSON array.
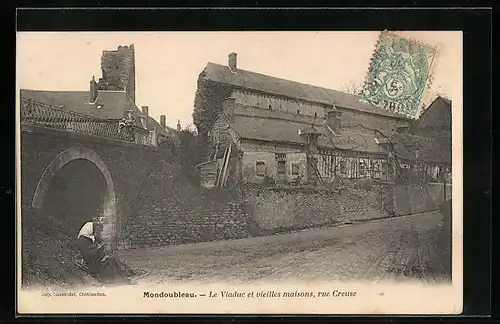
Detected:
[{"left": 20, "top": 98, "right": 153, "bottom": 146}]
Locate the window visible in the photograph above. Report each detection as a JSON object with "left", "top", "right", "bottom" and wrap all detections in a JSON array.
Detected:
[
  {"left": 359, "top": 158, "right": 368, "bottom": 178},
  {"left": 372, "top": 159, "right": 382, "bottom": 179},
  {"left": 297, "top": 109, "right": 300, "bottom": 114},
  {"left": 256, "top": 161, "right": 266, "bottom": 177},
  {"left": 337, "top": 157, "right": 346, "bottom": 175},
  {"left": 291, "top": 162, "right": 299, "bottom": 176},
  {"left": 277, "top": 160, "right": 286, "bottom": 175},
  {"left": 275, "top": 153, "right": 286, "bottom": 161},
  {"left": 350, "top": 159, "right": 359, "bottom": 178},
  {"left": 314, "top": 112, "right": 317, "bottom": 117}
]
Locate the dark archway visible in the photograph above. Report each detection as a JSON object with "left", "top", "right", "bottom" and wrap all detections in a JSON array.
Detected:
[
  {"left": 32, "top": 147, "right": 117, "bottom": 245},
  {"left": 42, "top": 159, "right": 107, "bottom": 237}
]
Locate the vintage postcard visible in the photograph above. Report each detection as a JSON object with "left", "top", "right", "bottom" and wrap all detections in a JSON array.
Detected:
[{"left": 16, "top": 31, "right": 462, "bottom": 315}]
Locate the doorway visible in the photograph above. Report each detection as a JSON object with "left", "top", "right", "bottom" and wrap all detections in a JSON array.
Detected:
[{"left": 277, "top": 160, "right": 286, "bottom": 184}]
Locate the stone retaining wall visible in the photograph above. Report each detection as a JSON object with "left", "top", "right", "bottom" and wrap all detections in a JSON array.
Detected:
[{"left": 123, "top": 177, "right": 451, "bottom": 248}]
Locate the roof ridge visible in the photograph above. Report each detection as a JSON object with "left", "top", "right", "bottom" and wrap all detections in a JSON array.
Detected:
[{"left": 206, "top": 62, "right": 350, "bottom": 96}]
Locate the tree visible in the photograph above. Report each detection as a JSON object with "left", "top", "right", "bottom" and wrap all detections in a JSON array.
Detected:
[
  {"left": 341, "top": 81, "right": 364, "bottom": 96},
  {"left": 176, "top": 128, "right": 207, "bottom": 184}
]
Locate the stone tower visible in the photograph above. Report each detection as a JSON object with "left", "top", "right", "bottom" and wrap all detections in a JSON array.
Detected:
[{"left": 97, "top": 44, "right": 136, "bottom": 103}]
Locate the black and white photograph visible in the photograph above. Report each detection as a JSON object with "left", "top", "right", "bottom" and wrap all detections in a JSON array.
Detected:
[{"left": 16, "top": 31, "right": 462, "bottom": 314}]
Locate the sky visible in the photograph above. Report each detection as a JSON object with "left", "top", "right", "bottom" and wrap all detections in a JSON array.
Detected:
[{"left": 16, "top": 31, "right": 462, "bottom": 129}]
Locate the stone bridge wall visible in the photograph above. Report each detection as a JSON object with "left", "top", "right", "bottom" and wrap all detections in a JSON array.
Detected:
[{"left": 21, "top": 124, "right": 171, "bottom": 243}]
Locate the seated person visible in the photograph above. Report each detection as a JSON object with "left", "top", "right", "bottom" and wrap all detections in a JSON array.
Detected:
[{"left": 75, "top": 221, "right": 131, "bottom": 285}]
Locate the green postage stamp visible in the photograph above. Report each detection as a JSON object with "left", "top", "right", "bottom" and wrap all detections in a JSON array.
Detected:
[{"left": 360, "top": 31, "right": 437, "bottom": 119}]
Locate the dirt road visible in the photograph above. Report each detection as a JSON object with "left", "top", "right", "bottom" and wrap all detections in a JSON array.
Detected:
[{"left": 117, "top": 211, "right": 451, "bottom": 285}]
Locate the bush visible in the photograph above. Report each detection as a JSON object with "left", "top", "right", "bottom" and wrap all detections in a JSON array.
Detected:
[
  {"left": 353, "top": 178, "right": 372, "bottom": 191},
  {"left": 176, "top": 129, "right": 206, "bottom": 185},
  {"left": 261, "top": 175, "right": 276, "bottom": 187}
]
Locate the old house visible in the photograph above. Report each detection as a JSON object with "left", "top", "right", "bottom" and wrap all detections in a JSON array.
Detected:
[
  {"left": 389, "top": 96, "right": 452, "bottom": 183},
  {"left": 20, "top": 44, "right": 178, "bottom": 146},
  {"left": 195, "top": 53, "right": 453, "bottom": 188}
]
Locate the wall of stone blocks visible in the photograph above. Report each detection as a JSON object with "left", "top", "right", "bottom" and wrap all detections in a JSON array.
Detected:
[{"left": 123, "top": 182, "right": 253, "bottom": 248}]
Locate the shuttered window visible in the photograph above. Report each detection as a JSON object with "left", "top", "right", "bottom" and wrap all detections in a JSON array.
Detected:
[
  {"left": 256, "top": 161, "right": 266, "bottom": 177},
  {"left": 291, "top": 162, "right": 299, "bottom": 176}
]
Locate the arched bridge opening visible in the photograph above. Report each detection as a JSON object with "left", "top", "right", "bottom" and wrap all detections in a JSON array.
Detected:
[
  {"left": 31, "top": 147, "right": 117, "bottom": 246},
  {"left": 43, "top": 159, "right": 107, "bottom": 237}
]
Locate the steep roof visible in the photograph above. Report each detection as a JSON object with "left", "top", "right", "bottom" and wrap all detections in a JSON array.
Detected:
[
  {"left": 202, "top": 62, "right": 409, "bottom": 120},
  {"left": 218, "top": 102, "right": 450, "bottom": 163},
  {"left": 225, "top": 104, "right": 387, "bottom": 155},
  {"left": 20, "top": 89, "right": 176, "bottom": 138},
  {"left": 413, "top": 95, "right": 452, "bottom": 133},
  {"left": 20, "top": 89, "right": 138, "bottom": 120}
]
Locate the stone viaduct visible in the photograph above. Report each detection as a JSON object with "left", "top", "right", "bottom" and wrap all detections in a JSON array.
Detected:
[{"left": 20, "top": 123, "right": 169, "bottom": 249}]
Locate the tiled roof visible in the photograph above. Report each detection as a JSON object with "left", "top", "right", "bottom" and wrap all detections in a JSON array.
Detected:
[
  {"left": 227, "top": 104, "right": 386, "bottom": 155},
  {"left": 20, "top": 89, "right": 138, "bottom": 120},
  {"left": 230, "top": 109, "right": 451, "bottom": 163},
  {"left": 225, "top": 102, "right": 451, "bottom": 163},
  {"left": 413, "top": 95, "right": 452, "bottom": 132},
  {"left": 20, "top": 89, "right": 175, "bottom": 137},
  {"left": 202, "top": 62, "right": 409, "bottom": 119}
]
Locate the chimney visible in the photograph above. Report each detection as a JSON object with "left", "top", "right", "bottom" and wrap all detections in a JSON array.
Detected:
[
  {"left": 160, "top": 115, "right": 166, "bottom": 129},
  {"left": 228, "top": 52, "right": 237, "bottom": 70},
  {"left": 139, "top": 116, "right": 147, "bottom": 129},
  {"left": 222, "top": 97, "right": 236, "bottom": 121},
  {"left": 126, "top": 109, "right": 133, "bottom": 121},
  {"left": 177, "top": 120, "right": 182, "bottom": 132},
  {"left": 89, "top": 76, "right": 98, "bottom": 103},
  {"left": 327, "top": 108, "right": 342, "bottom": 134},
  {"left": 141, "top": 106, "right": 149, "bottom": 117}
]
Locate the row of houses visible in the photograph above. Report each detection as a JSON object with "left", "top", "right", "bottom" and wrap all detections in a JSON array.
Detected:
[
  {"left": 19, "top": 45, "right": 452, "bottom": 189},
  {"left": 196, "top": 53, "right": 452, "bottom": 188}
]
